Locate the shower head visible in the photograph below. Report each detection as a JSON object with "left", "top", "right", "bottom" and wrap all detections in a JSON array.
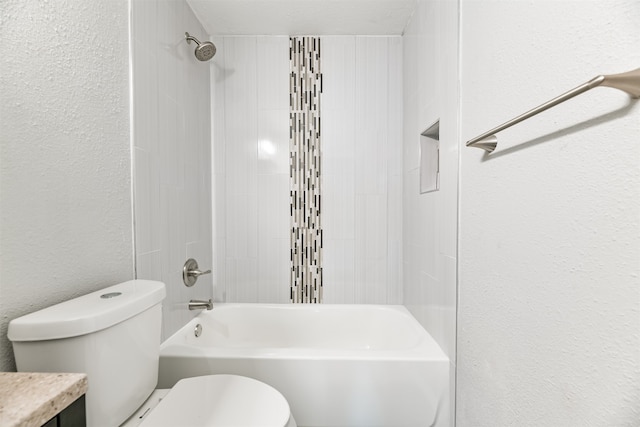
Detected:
[{"left": 185, "top": 32, "right": 216, "bottom": 61}]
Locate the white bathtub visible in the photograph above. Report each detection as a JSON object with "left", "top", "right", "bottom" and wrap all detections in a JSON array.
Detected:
[{"left": 158, "top": 304, "right": 449, "bottom": 427}]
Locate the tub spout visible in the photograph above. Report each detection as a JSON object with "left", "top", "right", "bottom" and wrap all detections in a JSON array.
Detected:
[{"left": 188, "top": 299, "right": 213, "bottom": 310}]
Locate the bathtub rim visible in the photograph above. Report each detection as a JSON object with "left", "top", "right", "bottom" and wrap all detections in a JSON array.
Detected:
[{"left": 160, "top": 303, "right": 449, "bottom": 362}]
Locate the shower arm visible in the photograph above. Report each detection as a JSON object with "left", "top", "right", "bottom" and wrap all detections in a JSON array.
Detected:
[
  {"left": 465, "top": 67, "right": 640, "bottom": 153},
  {"left": 185, "top": 32, "right": 201, "bottom": 45}
]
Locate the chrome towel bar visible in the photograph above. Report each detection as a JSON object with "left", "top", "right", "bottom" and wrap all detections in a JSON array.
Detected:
[{"left": 466, "top": 67, "right": 640, "bottom": 153}]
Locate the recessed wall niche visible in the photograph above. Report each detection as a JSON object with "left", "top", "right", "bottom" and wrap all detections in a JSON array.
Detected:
[{"left": 420, "top": 120, "right": 440, "bottom": 194}]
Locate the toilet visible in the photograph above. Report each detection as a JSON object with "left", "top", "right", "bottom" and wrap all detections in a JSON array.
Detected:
[{"left": 8, "top": 280, "right": 296, "bottom": 427}]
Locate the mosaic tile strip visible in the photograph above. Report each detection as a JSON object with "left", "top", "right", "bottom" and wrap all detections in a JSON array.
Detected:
[{"left": 289, "top": 36, "right": 323, "bottom": 303}]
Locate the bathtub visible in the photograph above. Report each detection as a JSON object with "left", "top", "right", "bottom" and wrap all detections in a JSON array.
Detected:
[{"left": 158, "top": 304, "right": 449, "bottom": 427}]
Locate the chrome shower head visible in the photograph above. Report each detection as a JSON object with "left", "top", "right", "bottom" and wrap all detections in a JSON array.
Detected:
[{"left": 185, "top": 32, "right": 216, "bottom": 61}]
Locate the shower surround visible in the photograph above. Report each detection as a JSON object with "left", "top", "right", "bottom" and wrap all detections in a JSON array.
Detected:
[
  {"left": 131, "top": 0, "right": 213, "bottom": 340},
  {"left": 211, "top": 36, "right": 402, "bottom": 305}
]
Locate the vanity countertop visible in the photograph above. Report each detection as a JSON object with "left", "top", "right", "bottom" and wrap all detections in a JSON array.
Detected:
[{"left": 0, "top": 372, "right": 87, "bottom": 427}]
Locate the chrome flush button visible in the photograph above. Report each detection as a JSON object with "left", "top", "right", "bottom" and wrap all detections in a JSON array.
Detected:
[{"left": 100, "top": 292, "right": 122, "bottom": 299}]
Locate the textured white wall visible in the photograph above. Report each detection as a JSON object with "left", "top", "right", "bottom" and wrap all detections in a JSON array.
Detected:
[
  {"left": 457, "top": 1, "right": 640, "bottom": 425},
  {"left": 402, "top": 0, "right": 459, "bottom": 425},
  {"left": 131, "top": 0, "right": 213, "bottom": 340},
  {"left": 210, "top": 36, "right": 402, "bottom": 304},
  {"left": 0, "top": 0, "right": 133, "bottom": 371}
]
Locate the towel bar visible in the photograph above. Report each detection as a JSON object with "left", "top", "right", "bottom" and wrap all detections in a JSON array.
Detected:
[{"left": 466, "top": 68, "right": 640, "bottom": 153}]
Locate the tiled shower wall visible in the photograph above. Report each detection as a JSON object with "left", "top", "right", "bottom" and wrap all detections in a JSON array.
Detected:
[
  {"left": 402, "top": 0, "right": 460, "bottom": 425},
  {"left": 211, "top": 36, "right": 402, "bottom": 304},
  {"left": 132, "top": 0, "right": 213, "bottom": 339},
  {"left": 322, "top": 37, "right": 403, "bottom": 304}
]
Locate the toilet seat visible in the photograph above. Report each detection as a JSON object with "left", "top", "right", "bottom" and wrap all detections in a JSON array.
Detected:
[{"left": 138, "top": 375, "right": 293, "bottom": 427}]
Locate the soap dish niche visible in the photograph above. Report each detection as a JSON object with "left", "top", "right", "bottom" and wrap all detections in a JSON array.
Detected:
[{"left": 420, "top": 120, "right": 440, "bottom": 194}]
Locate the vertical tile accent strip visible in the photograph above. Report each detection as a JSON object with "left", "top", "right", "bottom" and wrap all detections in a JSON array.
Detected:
[{"left": 290, "top": 37, "right": 323, "bottom": 303}]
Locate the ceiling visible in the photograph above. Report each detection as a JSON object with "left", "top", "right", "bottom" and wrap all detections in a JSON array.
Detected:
[{"left": 187, "top": 0, "right": 417, "bottom": 36}]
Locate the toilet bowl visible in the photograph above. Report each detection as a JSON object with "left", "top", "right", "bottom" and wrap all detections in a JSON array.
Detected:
[
  {"left": 124, "top": 375, "right": 295, "bottom": 427},
  {"left": 8, "top": 280, "right": 296, "bottom": 427}
]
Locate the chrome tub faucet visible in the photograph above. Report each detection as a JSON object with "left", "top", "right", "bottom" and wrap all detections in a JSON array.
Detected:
[{"left": 188, "top": 298, "right": 213, "bottom": 310}]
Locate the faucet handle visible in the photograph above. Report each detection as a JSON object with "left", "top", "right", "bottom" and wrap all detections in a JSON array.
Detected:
[{"left": 183, "top": 258, "right": 212, "bottom": 287}]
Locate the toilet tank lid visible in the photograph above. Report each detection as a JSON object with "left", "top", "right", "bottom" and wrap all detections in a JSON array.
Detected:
[{"left": 8, "top": 280, "right": 166, "bottom": 342}]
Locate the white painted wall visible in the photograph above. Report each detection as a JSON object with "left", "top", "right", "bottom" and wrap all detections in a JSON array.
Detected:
[
  {"left": 131, "top": 0, "right": 213, "bottom": 340},
  {"left": 402, "top": 0, "right": 459, "bottom": 425},
  {"left": 210, "top": 36, "right": 402, "bottom": 304},
  {"left": 457, "top": 1, "right": 640, "bottom": 425},
  {"left": 0, "top": 0, "right": 133, "bottom": 371}
]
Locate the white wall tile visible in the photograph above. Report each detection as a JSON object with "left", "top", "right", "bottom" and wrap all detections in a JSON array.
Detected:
[
  {"left": 354, "top": 37, "right": 389, "bottom": 196},
  {"left": 185, "top": 163, "right": 204, "bottom": 244},
  {"left": 212, "top": 172, "right": 226, "bottom": 241},
  {"left": 354, "top": 194, "right": 389, "bottom": 303},
  {"left": 137, "top": 250, "right": 162, "bottom": 282},
  {"left": 387, "top": 174, "right": 403, "bottom": 304},
  {"left": 438, "top": 116, "right": 459, "bottom": 259},
  {"left": 387, "top": 36, "right": 404, "bottom": 178},
  {"left": 225, "top": 193, "right": 258, "bottom": 259},
  {"left": 212, "top": 237, "right": 226, "bottom": 301},
  {"left": 132, "top": 0, "right": 212, "bottom": 340},
  {"left": 257, "top": 36, "right": 289, "bottom": 110},
  {"left": 157, "top": 94, "right": 184, "bottom": 188},
  {"left": 214, "top": 35, "right": 403, "bottom": 304},
  {"left": 321, "top": 37, "right": 356, "bottom": 112},
  {"left": 214, "top": 37, "right": 261, "bottom": 302},
  {"left": 361, "top": 194, "right": 387, "bottom": 259},
  {"left": 323, "top": 238, "right": 356, "bottom": 304},
  {"left": 387, "top": 36, "right": 403, "bottom": 304},
  {"left": 417, "top": 192, "right": 439, "bottom": 277},
  {"left": 403, "top": 246, "right": 421, "bottom": 313},
  {"left": 440, "top": 256, "right": 456, "bottom": 361},
  {"left": 257, "top": 109, "right": 290, "bottom": 175},
  {"left": 386, "top": 236, "right": 403, "bottom": 304},
  {"left": 155, "top": 0, "right": 181, "bottom": 104},
  {"left": 159, "top": 183, "right": 186, "bottom": 281},
  {"left": 223, "top": 37, "right": 258, "bottom": 197},
  {"left": 402, "top": 34, "right": 420, "bottom": 173},
  {"left": 258, "top": 238, "right": 290, "bottom": 303},
  {"left": 211, "top": 36, "right": 227, "bottom": 176},
  {"left": 365, "top": 257, "right": 388, "bottom": 304},
  {"left": 258, "top": 173, "right": 290, "bottom": 240},
  {"left": 402, "top": 1, "right": 459, "bottom": 422},
  {"left": 132, "top": 0, "right": 157, "bottom": 46},
  {"left": 323, "top": 172, "right": 355, "bottom": 240},
  {"left": 322, "top": 36, "right": 402, "bottom": 304},
  {"left": 322, "top": 109, "right": 356, "bottom": 168},
  {"left": 321, "top": 37, "right": 356, "bottom": 303},
  {"left": 226, "top": 257, "right": 258, "bottom": 302},
  {"left": 134, "top": 147, "right": 161, "bottom": 254}
]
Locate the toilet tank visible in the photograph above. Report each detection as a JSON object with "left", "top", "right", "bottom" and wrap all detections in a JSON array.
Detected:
[{"left": 8, "top": 280, "right": 166, "bottom": 427}]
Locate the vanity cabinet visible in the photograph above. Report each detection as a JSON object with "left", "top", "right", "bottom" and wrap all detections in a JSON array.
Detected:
[{"left": 42, "top": 395, "right": 86, "bottom": 427}]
